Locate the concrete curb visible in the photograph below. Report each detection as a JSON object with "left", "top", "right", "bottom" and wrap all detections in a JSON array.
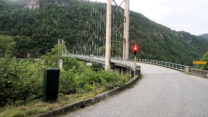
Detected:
[{"left": 35, "top": 75, "right": 140, "bottom": 117}]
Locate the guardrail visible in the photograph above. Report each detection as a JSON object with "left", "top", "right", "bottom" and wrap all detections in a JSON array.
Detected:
[
  {"left": 63, "top": 54, "right": 134, "bottom": 68},
  {"left": 185, "top": 66, "right": 208, "bottom": 78},
  {"left": 63, "top": 54, "right": 208, "bottom": 79},
  {"left": 137, "top": 59, "right": 185, "bottom": 72},
  {"left": 190, "top": 68, "right": 208, "bottom": 78}
]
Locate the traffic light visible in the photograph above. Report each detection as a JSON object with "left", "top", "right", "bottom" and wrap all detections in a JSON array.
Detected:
[{"left": 132, "top": 45, "right": 139, "bottom": 55}]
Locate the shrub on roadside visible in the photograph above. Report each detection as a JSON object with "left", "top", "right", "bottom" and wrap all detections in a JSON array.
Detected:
[
  {"left": 0, "top": 44, "right": 131, "bottom": 107},
  {"left": 59, "top": 57, "right": 130, "bottom": 94},
  {"left": 0, "top": 58, "right": 45, "bottom": 106},
  {"left": 195, "top": 51, "right": 208, "bottom": 70}
]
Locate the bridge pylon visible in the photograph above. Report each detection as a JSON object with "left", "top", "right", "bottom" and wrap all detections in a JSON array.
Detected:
[
  {"left": 105, "top": 0, "right": 130, "bottom": 70},
  {"left": 123, "top": 0, "right": 130, "bottom": 60},
  {"left": 105, "top": 0, "right": 112, "bottom": 70}
]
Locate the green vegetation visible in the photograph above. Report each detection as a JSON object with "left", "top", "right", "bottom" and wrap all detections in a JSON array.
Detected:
[
  {"left": 0, "top": 35, "right": 14, "bottom": 57},
  {"left": 0, "top": 1, "right": 208, "bottom": 65},
  {"left": 0, "top": 92, "right": 97, "bottom": 117},
  {"left": 196, "top": 51, "right": 208, "bottom": 70},
  {"left": 0, "top": 44, "right": 130, "bottom": 116}
]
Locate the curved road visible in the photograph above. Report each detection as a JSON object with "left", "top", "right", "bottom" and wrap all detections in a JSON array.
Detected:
[{"left": 63, "top": 63, "right": 208, "bottom": 117}]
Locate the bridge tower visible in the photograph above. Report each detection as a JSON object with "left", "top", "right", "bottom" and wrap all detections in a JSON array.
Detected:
[
  {"left": 105, "top": 0, "right": 112, "bottom": 70},
  {"left": 124, "top": 0, "right": 130, "bottom": 60},
  {"left": 105, "top": 0, "right": 130, "bottom": 70}
]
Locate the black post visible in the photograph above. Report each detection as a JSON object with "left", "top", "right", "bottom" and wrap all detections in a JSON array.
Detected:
[
  {"left": 43, "top": 68, "right": 60, "bottom": 102},
  {"left": 135, "top": 66, "right": 141, "bottom": 77}
]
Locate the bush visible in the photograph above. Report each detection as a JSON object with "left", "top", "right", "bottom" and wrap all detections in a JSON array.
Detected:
[
  {"left": 0, "top": 45, "right": 131, "bottom": 107},
  {"left": 60, "top": 58, "right": 98, "bottom": 94},
  {"left": 195, "top": 51, "right": 208, "bottom": 70},
  {"left": 98, "top": 70, "right": 127, "bottom": 90},
  {"left": 0, "top": 58, "right": 45, "bottom": 106},
  {"left": 59, "top": 57, "right": 130, "bottom": 94},
  {"left": 59, "top": 70, "right": 76, "bottom": 94},
  {"left": 91, "top": 62, "right": 104, "bottom": 72},
  {"left": 201, "top": 52, "right": 208, "bottom": 70}
]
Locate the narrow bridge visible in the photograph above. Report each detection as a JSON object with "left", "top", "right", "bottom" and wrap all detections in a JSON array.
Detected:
[{"left": 61, "top": 54, "right": 208, "bottom": 117}]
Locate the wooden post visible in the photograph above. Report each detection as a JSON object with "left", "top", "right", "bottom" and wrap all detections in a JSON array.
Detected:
[{"left": 105, "top": 0, "right": 112, "bottom": 70}]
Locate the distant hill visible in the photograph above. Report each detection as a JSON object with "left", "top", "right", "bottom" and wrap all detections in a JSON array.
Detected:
[
  {"left": 200, "top": 34, "right": 208, "bottom": 39},
  {"left": 24, "top": 0, "right": 89, "bottom": 9},
  {"left": 0, "top": 1, "right": 208, "bottom": 65}
]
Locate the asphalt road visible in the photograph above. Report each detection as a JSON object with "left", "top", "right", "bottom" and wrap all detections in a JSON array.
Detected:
[{"left": 63, "top": 63, "right": 208, "bottom": 117}]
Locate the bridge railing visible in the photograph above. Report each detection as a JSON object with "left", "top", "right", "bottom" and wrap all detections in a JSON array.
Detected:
[
  {"left": 62, "top": 53, "right": 208, "bottom": 78},
  {"left": 137, "top": 59, "right": 185, "bottom": 72},
  {"left": 62, "top": 54, "right": 141, "bottom": 77},
  {"left": 62, "top": 54, "right": 185, "bottom": 72}
]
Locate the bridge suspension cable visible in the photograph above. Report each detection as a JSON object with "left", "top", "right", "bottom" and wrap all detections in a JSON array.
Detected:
[{"left": 58, "top": 0, "right": 130, "bottom": 70}]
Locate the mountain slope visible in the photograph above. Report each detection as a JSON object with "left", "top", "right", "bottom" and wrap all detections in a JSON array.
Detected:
[
  {"left": 0, "top": 1, "right": 207, "bottom": 65},
  {"left": 200, "top": 34, "right": 208, "bottom": 39}
]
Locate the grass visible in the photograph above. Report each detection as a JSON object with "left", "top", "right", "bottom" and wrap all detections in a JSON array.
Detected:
[{"left": 0, "top": 86, "right": 107, "bottom": 117}]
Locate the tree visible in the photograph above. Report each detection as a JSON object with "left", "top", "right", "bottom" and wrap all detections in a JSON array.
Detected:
[
  {"left": 200, "top": 51, "right": 208, "bottom": 70},
  {"left": 5, "top": 42, "right": 16, "bottom": 58}
]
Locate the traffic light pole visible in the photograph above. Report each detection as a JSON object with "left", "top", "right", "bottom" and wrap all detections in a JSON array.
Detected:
[
  {"left": 134, "top": 54, "right": 136, "bottom": 76},
  {"left": 133, "top": 45, "right": 138, "bottom": 76},
  {"left": 105, "top": 0, "right": 112, "bottom": 70}
]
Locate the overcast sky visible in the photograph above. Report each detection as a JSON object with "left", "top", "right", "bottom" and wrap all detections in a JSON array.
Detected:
[{"left": 91, "top": 0, "right": 208, "bottom": 35}]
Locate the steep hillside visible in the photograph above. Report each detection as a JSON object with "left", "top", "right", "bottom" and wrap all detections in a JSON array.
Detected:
[
  {"left": 0, "top": 1, "right": 207, "bottom": 65},
  {"left": 129, "top": 12, "right": 208, "bottom": 64},
  {"left": 24, "top": 0, "right": 89, "bottom": 9},
  {"left": 200, "top": 34, "right": 208, "bottom": 39}
]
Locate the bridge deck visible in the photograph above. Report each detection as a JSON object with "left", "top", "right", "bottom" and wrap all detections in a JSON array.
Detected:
[{"left": 63, "top": 62, "right": 208, "bottom": 117}]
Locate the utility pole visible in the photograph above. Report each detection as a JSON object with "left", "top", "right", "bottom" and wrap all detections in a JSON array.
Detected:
[
  {"left": 123, "top": 0, "right": 130, "bottom": 60},
  {"left": 105, "top": 0, "right": 112, "bottom": 70}
]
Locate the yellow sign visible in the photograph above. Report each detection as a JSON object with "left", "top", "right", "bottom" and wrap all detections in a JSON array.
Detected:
[{"left": 193, "top": 61, "right": 207, "bottom": 65}]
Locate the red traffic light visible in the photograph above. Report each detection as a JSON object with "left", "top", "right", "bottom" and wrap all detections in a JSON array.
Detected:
[
  {"left": 132, "top": 45, "right": 139, "bottom": 53},
  {"left": 132, "top": 45, "right": 139, "bottom": 56}
]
